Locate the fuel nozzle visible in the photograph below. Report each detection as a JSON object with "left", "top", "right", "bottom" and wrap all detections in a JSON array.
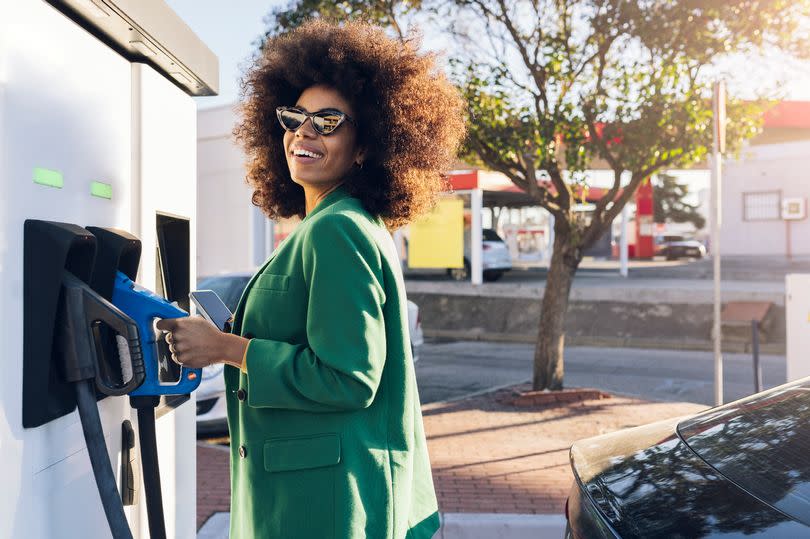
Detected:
[{"left": 57, "top": 271, "right": 145, "bottom": 395}]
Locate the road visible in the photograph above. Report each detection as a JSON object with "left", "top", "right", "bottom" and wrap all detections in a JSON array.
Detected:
[{"left": 415, "top": 340, "right": 786, "bottom": 406}]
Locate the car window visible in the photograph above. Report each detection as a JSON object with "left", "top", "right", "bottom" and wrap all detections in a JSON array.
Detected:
[
  {"left": 678, "top": 380, "right": 810, "bottom": 526},
  {"left": 197, "top": 276, "right": 234, "bottom": 300},
  {"left": 223, "top": 277, "right": 251, "bottom": 312},
  {"left": 482, "top": 229, "right": 504, "bottom": 242},
  {"left": 197, "top": 276, "right": 250, "bottom": 312}
]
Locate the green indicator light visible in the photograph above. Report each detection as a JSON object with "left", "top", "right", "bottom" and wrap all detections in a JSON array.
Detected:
[
  {"left": 33, "top": 168, "right": 63, "bottom": 188},
  {"left": 90, "top": 181, "right": 113, "bottom": 199}
]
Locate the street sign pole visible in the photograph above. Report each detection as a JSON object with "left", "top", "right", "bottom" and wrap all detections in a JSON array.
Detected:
[{"left": 712, "top": 80, "right": 726, "bottom": 406}]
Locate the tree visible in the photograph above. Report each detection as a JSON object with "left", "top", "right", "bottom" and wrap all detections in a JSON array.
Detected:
[
  {"left": 653, "top": 173, "right": 705, "bottom": 231},
  {"left": 260, "top": 0, "right": 419, "bottom": 41},
  {"left": 260, "top": 0, "right": 810, "bottom": 390},
  {"left": 446, "top": 0, "right": 809, "bottom": 390}
]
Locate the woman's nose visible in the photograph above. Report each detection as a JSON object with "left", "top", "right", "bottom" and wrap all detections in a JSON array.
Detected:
[{"left": 295, "top": 117, "right": 318, "bottom": 138}]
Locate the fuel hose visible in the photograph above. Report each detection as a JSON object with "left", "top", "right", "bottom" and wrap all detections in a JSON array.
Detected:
[
  {"left": 75, "top": 380, "right": 134, "bottom": 539},
  {"left": 132, "top": 397, "right": 167, "bottom": 539}
]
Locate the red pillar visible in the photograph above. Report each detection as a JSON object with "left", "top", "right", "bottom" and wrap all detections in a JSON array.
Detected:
[{"left": 635, "top": 178, "right": 655, "bottom": 259}]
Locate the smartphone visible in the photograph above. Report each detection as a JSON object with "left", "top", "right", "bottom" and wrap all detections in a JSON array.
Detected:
[{"left": 189, "top": 290, "right": 233, "bottom": 332}]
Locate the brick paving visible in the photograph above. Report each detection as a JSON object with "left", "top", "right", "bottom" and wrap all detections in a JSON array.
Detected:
[
  {"left": 196, "top": 384, "right": 706, "bottom": 529},
  {"left": 197, "top": 443, "right": 231, "bottom": 530},
  {"left": 423, "top": 383, "right": 705, "bottom": 515}
]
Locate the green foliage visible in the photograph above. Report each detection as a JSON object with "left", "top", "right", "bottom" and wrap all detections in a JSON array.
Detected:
[
  {"left": 653, "top": 173, "right": 706, "bottom": 230},
  {"left": 449, "top": 0, "right": 808, "bottom": 250},
  {"left": 259, "top": 0, "right": 422, "bottom": 42}
]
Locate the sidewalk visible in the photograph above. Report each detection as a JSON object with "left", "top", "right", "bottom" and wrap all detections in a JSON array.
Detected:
[{"left": 197, "top": 385, "right": 705, "bottom": 537}]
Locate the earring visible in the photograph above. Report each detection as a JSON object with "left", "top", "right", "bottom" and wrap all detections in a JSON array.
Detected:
[{"left": 355, "top": 161, "right": 364, "bottom": 169}]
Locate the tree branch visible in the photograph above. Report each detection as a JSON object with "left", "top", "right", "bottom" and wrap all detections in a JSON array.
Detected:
[{"left": 493, "top": 0, "right": 549, "bottom": 112}]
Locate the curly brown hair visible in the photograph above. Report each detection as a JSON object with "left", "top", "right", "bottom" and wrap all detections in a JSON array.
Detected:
[{"left": 234, "top": 20, "right": 466, "bottom": 228}]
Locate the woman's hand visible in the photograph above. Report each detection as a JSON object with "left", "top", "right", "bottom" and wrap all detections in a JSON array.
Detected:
[{"left": 155, "top": 317, "right": 249, "bottom": 370}]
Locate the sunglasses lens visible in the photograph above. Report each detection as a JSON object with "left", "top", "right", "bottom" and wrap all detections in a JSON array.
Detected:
[
  {"left": 279, "top": 109, "right": 306, "bottom": 130},
  {"left": 313, "top": 113, "right": 343, "bottom": 134}
]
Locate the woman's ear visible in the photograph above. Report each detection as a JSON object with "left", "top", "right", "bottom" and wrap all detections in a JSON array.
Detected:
[{"left": 354, "top": 147, "right": 366, "bottom": 167}]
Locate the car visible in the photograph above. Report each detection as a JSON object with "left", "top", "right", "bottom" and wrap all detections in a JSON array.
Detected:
[
  {"left": 447, "top": 228, "right": 512, "bottom": 282},
  {"left": 194, "top": 272, "right": 425, "bottom": 434},
  {"left": 565, "top": 377, "right": 810, "bottom": 538},
  {"left": 655, "top": 235, "right": 706, "bottom": 260}
]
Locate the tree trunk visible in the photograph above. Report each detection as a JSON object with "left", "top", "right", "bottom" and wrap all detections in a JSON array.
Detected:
[{"left": 533, "top": 225, "right": 581, "bottom": 391}]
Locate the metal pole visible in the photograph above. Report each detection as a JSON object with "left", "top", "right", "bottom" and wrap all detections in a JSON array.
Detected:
[
  {"left": 752, "top": 319, "right": 762, "bottom": 394},
  {"left": 712, "top": 151, "right": 723, "bottom": 406},
  {"left": 620, "top": 203, "right": 629, "bottom": 278},
  {"left": 471, "top": 188, "right": 483, "bottom": 285},
  {"left": 712, "top": 80, "right": 726, "bottom": 406}
]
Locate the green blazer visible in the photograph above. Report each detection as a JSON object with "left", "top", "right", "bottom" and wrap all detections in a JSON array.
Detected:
[{"left": 224, "top": 187, "right": 440, "bottom": 539}]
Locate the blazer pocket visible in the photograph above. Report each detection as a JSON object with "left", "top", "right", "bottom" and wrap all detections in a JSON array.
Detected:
[
  {"left": 264, "top": 433, "right": 341, "bottom": 473},
  {"left": 254, "top": 273, "right": 289, "bottom": 292}
]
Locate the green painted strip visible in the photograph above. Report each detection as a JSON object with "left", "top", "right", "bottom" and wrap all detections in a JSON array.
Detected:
[
  {"left": 33, "top": 168, "right": 63, "bottom": 188},
  {"left": 90, "top": 181, "right": 113, "bottom": 199}
]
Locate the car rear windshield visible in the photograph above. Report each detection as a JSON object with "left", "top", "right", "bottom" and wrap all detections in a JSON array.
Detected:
[
  {"left": 482, "top": 229, "right": 504, "bottom": 242},
  {"left": 198, "top": 276, "right": 250, "bottom": 312},
  {"left": 678, "top": 380, "right": 810, "bottom": 526}
]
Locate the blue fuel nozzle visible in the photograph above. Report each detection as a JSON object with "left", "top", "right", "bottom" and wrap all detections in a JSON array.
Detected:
[{"left": 111, "top": 272, "right": 202, "bottom": 396}]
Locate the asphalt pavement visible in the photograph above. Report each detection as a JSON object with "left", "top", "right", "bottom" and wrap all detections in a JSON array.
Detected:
[{"left": 416, "top": 340, "right": 786, "bottom": 406}]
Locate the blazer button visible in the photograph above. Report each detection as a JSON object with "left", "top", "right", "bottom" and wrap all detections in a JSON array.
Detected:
[
  {"left": 236, "top": 388, "right": 247, "bottom": 401},
  {"left": 238, "top": 445, "right": 247, "bottom": 459},
  {"left": 244, "top": 332, "right": 255, "bottom": 339}
]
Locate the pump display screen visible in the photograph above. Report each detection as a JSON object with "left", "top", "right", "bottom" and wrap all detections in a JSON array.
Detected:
[{"left": 154, "top": 213, "right": 190, "bottom": 385}]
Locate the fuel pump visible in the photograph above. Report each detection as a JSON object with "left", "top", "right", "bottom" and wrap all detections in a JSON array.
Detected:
[
  {"left": 5, "top": 3, "right": 217, "bottom": 536},
  {"left": 23, "top": 222, "right": 202, "bottom": 539}
]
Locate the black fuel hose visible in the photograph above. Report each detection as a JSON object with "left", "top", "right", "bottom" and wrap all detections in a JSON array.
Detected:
[
  {"left": 75, "top": 380, "right": 134, "bottom": 539},
  {"left": 134, "top": 402, "right": 167, "bottom": 539}
]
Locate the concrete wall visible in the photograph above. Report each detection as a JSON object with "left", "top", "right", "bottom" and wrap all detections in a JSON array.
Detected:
[
  {"left": 721, "top": 140, "right": 810, "bottom": 256},
  {"left": 408, "top": 291, "right": 785, "bottom": 354}
]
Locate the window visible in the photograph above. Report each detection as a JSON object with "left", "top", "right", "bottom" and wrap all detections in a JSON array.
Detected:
[{"left": 743, "top": 191, "right": 781, "bottom": 221}]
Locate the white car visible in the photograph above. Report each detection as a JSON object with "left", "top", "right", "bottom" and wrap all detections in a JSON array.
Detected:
[
  {"left": 194, "top": 273, "right": 424, "bottom": 434},
  {"left": 447, "top": 228, "right": 512, "bottom": 282}
]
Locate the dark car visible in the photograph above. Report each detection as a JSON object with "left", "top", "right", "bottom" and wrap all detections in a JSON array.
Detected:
[
  {"left": 565, "top": 378, "right": 810, "bottom": 538},
  {"left": 655, "top": 235, "right": 706, "bottom": 260}
]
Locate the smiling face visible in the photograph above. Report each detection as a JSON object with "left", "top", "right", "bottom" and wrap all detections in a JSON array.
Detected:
[{"left": 282, "top": 85, "right": 363, "bottom": 194}]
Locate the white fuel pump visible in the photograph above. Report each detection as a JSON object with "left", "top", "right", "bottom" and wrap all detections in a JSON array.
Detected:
[{"left": 0, "top": 1, "right": 217, "bottom": 537}]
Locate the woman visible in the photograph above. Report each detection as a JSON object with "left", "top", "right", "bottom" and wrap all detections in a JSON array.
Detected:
[{"left": 157, "top": 20, "right": 465, "bottom": 539}]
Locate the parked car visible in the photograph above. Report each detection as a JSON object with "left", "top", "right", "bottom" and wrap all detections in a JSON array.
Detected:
[
  {"left": 565, "top": 377, "right": 810, "bottom": 538},
  {"left": 655, "top": 235, "right": 706, "bottom": 260},
  {"left": 194, "top": 272, "right": 425, "bottom": 434},
  {"left": 447, "top": 228, "right": 512, "bottom": 282}
]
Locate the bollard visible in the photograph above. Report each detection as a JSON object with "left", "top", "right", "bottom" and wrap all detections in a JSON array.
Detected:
[{"left": 752, "top": 319, "right": 762, "bottom": 394}]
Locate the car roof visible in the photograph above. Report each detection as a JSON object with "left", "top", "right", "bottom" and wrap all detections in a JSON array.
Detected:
[{"left": 198, "top": 272, "right": 254, "bottom": 281}]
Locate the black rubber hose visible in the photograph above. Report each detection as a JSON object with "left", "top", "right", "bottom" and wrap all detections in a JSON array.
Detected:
[
  {"left": 75, "top": 380, "right": 134, "bottom": 539},
  {"left": 136, "top": 406, "right": 167, "bottom": 539}
]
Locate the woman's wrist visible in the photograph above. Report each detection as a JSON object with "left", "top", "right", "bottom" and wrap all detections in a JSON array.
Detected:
[{"left": 219, "top": 333, "right": 250, "bottom": 368}]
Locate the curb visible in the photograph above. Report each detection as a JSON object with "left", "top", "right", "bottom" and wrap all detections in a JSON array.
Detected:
[
  {"left": 421, "top": 378, "right": 531, "bottom": 411},
  {"left": 439, "top": 513, "right": 567, "bottom": 539},
  {"left": 197, "top": 512, "right": 567, "bottom": 539}
]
